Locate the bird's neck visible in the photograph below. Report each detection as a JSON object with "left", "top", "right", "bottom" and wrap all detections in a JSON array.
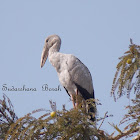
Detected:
[
  {"left": 49, "top": 42, "right": 60, "bottom": 53},
  {"left": 48, "top": 42, "right": 60, "bottom": 60},
  {"left": 48, "top": 41, "right": 61, "bottom": 71},
  {"left": 48, "top": 44, "right": 61, "bottom": 71},
  {"left": 48, "top": 51, "right": 61, "bottom": 72}
]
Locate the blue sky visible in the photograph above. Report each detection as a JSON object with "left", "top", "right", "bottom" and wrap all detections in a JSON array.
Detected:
[{"left": 0, "top": 0, "right": 140, "bottom": 136}]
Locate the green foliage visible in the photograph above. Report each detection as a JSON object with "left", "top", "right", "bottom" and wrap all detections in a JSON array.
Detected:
[
  {"left": 0, "top": 97, "right": 108, "bottom": 140},
  {"left": 0, "top": 39, "right": 140, "bottom": 140},
  {"left": 108, "top": 92, "right": 140, "bottom": 139},
  {"left": 109, "top": 39, "right": 140, "bottom": 140},
  {"left": 120, "top": 93, "right": 140, "bottom": 138},
  {"left": 111, "top": 39, "right": 140, "bottom": 100},
  {"left": 0, "top": 94, "right": 18, "bottom": 139}
]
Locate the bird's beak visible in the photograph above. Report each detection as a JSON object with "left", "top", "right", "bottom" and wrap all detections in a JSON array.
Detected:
[{"left": 40, "top": 44, "right": 49, "bottom": 68}]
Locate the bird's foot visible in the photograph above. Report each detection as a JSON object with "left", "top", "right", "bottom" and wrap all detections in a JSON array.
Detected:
[
  {"left": 71, "top": 95, "right": 76, "bottom": 108},
  {"left": 76, "top": 89, "right": 79, "bottom": 108}
]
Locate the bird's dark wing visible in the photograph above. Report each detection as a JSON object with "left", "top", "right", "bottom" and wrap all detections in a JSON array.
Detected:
[{"left": 74, "top": 83, "right": 94, "bottom": 100}]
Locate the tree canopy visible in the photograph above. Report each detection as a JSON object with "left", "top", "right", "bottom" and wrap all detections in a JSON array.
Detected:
[{"left": 0, "top": 39, "right": 139, "bottom": 140}]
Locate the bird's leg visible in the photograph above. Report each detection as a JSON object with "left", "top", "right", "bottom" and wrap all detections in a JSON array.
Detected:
[
  {"left": 76, "top": 89, "right": 79, "bottom": 108},
  {"left": 71, "top": 95, "right": 75, "bottom": 108}
]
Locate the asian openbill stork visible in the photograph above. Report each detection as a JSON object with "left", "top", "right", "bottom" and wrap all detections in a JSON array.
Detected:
[{"left": 40, "top": 35, "right": 95, "bottom": 118}]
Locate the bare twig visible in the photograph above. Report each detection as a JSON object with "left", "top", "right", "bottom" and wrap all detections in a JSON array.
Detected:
[
  {"left": 98, "top": 111, "right": 108, "bottom": 130},
  {"left": 112, "top": 126, "right": 140, "bottom": 140}
]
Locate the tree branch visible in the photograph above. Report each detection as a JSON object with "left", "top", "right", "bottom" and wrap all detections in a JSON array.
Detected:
[{"left": 112, "top": 126, "right": 140, "bottom": 140}]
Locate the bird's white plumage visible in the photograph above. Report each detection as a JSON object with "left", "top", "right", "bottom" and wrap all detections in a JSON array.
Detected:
[
  {"left": 49, "top": 52, "right": 93, "bottom": 96},
  {"left": 41, "top": 35, "right": 94, "bottom": 107}
]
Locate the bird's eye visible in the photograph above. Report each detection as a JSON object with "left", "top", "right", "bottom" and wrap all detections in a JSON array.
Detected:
[{"left": 46, "top": 39, "right": 48, "bottom": 43}]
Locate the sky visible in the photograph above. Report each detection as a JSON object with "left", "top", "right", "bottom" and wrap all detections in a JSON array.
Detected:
[{"left": 0, "top": 0, "right": 140, "bottom": 137}]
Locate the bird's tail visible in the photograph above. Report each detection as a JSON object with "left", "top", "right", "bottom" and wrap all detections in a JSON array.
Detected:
[
  {"left": 89, "top": 108, "right": 96, "bottom": 121},
  {"left": 86, "top": 100, "right": 96, "bottom": 121},
  {"left": 74, "top": 83, "right": 96, "bottom": 121}
]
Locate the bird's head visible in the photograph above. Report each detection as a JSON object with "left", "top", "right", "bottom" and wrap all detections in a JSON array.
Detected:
[{"left": 40, "top": 35, "right": 61, "bottom": 68}]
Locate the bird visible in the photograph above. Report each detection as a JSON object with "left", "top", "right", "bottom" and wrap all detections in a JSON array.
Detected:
[{"left": 40, "top": 35, "right": 95, "bottom": 115}]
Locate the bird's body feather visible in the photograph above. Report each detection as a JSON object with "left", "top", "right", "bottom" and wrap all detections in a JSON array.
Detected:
[
  {"left": 40, "top": 35, "right": 95, "bottom": 116},
  {"left": 48, "top": 51, "right": 94, "bottom": 100}
]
